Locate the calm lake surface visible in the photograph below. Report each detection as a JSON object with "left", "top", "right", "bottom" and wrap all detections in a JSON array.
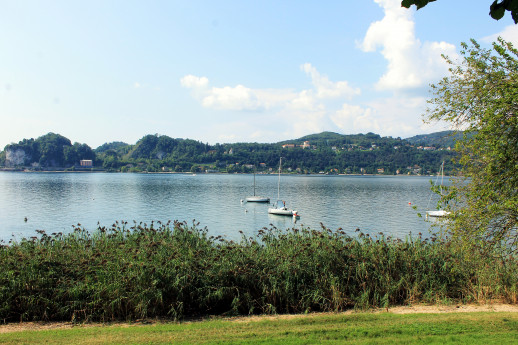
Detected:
[{"left": 0, "top": 172, "right": 445, "bottom": 242}]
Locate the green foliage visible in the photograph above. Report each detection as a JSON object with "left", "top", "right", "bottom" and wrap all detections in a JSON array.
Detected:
[
  {"left": 405, "top": 130, "right": 464, "bottom": 148},
  {"left": 94, "top": 141, "right": 130, "bottom": 154},
  {"left": 0, "top": 223, "right": 516, "bottom": 322},
  {"left": 401, "top": 0, "right": 436, "bottom": 10},
  {"left": 64, "top": 143, "right": 95, "bottom": 165},
  {"left": 1, "top": 131, "right": 457, "bottom": 174},
  {"left": 490, "top": 0, "right": 518, "bottom": 23},
  {"left": 426, "top": 38, "right": 518, "bottom": 255},
  {"left": 402, "top": 0, "right": 518, "bottom": 24},
  {"left": 37, "top": 133, "right": 72, "bottom": 167},
  {"left": 2, "top": 133, "right": 93, "bottom": 169}
]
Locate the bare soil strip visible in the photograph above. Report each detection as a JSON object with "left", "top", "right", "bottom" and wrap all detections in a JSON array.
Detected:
[{"left": 1, "top": 303, "right": 517, "bottom": 334}]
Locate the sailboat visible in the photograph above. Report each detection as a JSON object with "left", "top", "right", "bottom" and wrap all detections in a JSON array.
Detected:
[
  {"left": 245, "top": 169, "right": 270, "bottom": 203},
  {"left": 268, "top": 157, "right": 298, "bottom": 216},
  {"left": 426, "top": 161, "right": 451, "bottom": 218}
]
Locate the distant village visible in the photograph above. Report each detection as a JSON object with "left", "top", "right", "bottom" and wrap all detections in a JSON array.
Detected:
[
  {"left": 279, "top": 140, "right": 452, "bottom": 153},
  {"left": 214, "top": 139, "right": 453, "bottom": 176}
]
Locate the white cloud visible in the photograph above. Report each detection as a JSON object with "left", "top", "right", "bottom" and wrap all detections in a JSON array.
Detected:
[
  {"left": 216, "top": 133, "right": 238, "bottom": 142},
  {"left": 285, "top": 105, "right": 329, "bottom": 138},
  {"left": 180, "top": 29, "right": 449, "bottom": 142},
  {"left": 180, "top": 64, "right": 357, "bottom": 113},
  {"left": 331, "top": 104, "right": 380, "bottom": 133},
  {"left": 181, "top": 75, "right": 296, "bottom": 111},
  {"left": 202, "top": 85, "right": 260, "bottom": 111},
  {"left": 329, "top": 94, "right": 445, "bottom": 138},
  {"left": 288, "top": 90, "right": 318, "bottom": 111},
  {"left": 482, "top": 24, "right": 518, "bottom": 45},
  {"left": 301, "top": 63, "right": 360, "bottom": 99},
  {"left": 367, "top": 95, "right": 429, "bottom": 136},
  {"left": 360, "top": 0, "right": 456, "bottom": 90},
  {"left": 180, "top": 75, "right": 209, "bottom": 89}
]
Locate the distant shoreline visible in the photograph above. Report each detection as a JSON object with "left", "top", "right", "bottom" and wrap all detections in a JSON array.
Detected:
[{"left": 0, "top": 168, "right": 441, "bottom": 177}]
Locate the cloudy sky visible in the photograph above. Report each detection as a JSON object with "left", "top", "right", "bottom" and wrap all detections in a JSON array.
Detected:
[{"left": 1, "top": 0, "right": 517, "bottom": 149}]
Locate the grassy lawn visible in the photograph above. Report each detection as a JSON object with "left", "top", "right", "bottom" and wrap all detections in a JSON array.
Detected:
[{"left": 1, "top": 311, "right": 518, "bottom": 344}]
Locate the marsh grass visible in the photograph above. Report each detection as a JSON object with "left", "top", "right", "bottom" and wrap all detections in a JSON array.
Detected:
[{"left": 0, "top": 221, "right": 516, "bottom": 322}]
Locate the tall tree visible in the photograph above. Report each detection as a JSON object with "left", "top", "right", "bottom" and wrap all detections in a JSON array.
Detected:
[
  {"left": 401, "top": 0, "right": 518, "bottom": 24},
  {"left": 426, "top": 38, "right": 518, "bottom": 255}
]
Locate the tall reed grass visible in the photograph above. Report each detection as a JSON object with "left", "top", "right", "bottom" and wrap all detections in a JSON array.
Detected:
[{"left": 0, "top": 221, "right": 516, "bottom": 322}]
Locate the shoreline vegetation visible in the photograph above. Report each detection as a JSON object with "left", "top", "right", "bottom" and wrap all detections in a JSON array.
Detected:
[
  {"left": 0, "top": 168, "right": 447, "bottom": 178},
  {"left": 0, "top": 131, "right": 458, "bottom": 176},
  {"left": 0, "top": 167, "right": 453, "bottom": 176},
  {"left": 1, "top": 221, "right": 516, "bottom": 324}
]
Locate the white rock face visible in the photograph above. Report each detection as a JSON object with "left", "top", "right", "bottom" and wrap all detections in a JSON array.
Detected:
[{"left": 5, "top": 149, "right": 28, "bottom": 166}]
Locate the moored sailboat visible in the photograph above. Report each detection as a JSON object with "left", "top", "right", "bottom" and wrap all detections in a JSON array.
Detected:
[
  {"left": 426, "top": 161, "right": 451, "bottom": 218},
  {"left": 245, "top": 170, "right": 270, "bottom": 203},
  {"left": 268, "top": 157, "right": 298, "bottom": 216}
]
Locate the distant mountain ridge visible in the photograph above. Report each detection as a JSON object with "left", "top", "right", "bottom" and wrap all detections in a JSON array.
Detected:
[
  {"left": 404, "top": 130, "right": 463, "bottom": 148},
  {"left": 280, "top": 131, "right": 386, "bottom": 147},
  {"left": 283, "top": 130, "right": 462, "bottom": 148},
  {"left": 1, "top": 130, "right": 459, "bottom": 174}
]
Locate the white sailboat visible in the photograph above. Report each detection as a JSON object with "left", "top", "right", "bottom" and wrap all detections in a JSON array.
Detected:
[
  {"left": 426, "top": 161, "right": 451, "bottom": 218},
  {"left": 245, "top": 170, "right": 270, "bottom": 203},
  {"left": 268, "top": 157, "right": 298, "bottom": 216}
]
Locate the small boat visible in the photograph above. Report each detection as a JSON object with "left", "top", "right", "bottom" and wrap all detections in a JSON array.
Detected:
[
  {"left": 426, "top": 210, "right": 450, "bottom": 218},
  {"left": 268, "top": 157, "right": 298, "bottom": 216},
  {"left": 268, "top": 200, "right": 297, "bottom": 216},
  {"left": 426, "top": 161, "right": 450, "bottom": 218},
  {"left": 246, "top": 196, "right": 270, "bottom": 202},
  {"left": 245, "top": 169, "right": 270, "bottom": 203}
]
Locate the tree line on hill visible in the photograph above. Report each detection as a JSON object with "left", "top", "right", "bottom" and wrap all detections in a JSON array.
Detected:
[{"left": 0, "top": 131, "right": 458, "bottom": 175}]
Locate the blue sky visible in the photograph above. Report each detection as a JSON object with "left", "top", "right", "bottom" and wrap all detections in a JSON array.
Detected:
[{"left": 1, "top": 0, "right": 517, "bottom": 149}]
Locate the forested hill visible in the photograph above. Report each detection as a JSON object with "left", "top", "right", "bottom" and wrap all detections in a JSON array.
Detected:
[
  {"left": 405, "top": 131, "right": 464, "bottom": 148},
  {"left": 280, "top": 132, "right": 394, "bottom": 147},
  {"left": 0, "top": 131, "right": 459, "bottom": 175}
]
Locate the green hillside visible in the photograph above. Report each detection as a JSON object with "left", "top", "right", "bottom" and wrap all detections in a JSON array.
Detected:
[
  {"left": 1, "top": 131, "right": 456, "bottom": 175},
  {"left": 281, "top": 131, "right": 399, "bottom": 147},
  {"left": 405, "top": 130, "right": 464, "bottom": 148}
]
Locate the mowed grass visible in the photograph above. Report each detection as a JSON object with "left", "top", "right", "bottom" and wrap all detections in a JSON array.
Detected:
[{"left": 1, "top": 312, "right": 518, "bottom": 344}]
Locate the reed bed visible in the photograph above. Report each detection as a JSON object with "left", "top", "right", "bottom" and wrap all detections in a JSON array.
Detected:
[{"left": 0, "top": 221, "right": 516, "bottom": 323}]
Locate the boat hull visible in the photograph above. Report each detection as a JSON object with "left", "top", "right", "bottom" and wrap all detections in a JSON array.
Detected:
[
  {"left": 268, "top": 207, "right": 296, "bottom": 216},
  {"left": 246, "top": 196, "right": 270, "bottom": 202},
  {"left": 426, "top": 210, "right": 450, "bottom": 217}
]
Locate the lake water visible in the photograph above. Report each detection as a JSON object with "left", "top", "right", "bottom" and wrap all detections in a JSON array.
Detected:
[{"left": 0, "top": 172, "right": 445, "bottom": 242}]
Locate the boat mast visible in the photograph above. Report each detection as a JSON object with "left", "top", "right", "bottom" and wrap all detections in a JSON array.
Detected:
[
  {"left": 253, "top": 169, "right": 256, "bottom": 196},
  {"left": 440, "top": 161, "right": 444, "bottom": 195},
  {"left": 277, "top": 157, "right": 282, "bottom": 200}
]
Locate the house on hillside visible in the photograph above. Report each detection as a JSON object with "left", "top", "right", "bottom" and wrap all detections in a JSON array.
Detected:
[{"left": 80, "top": 160, "right": 93, "bottom": 167}]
